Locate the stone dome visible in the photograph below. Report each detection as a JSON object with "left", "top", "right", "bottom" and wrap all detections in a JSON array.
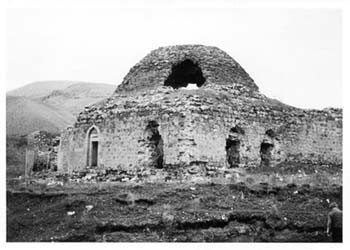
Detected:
[{"left": 115, "top": 44, "right": 259, "bottom": 93}]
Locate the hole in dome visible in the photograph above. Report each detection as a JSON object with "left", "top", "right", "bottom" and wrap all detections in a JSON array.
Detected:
[{"left": 164, "top": 59, "right": 206, "bottom": 89}]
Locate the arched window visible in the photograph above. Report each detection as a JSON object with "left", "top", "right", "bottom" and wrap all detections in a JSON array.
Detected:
[
  {"left": 164, "top": 59, "right": 206, "bottom": 89},
  {"left": 87, "top": 127, "right": 99, "bottom": 167}
]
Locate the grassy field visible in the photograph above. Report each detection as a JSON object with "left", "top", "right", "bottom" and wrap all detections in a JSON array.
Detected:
[{"left": 6, "top": 135, "right": 27, "bottom": 179}]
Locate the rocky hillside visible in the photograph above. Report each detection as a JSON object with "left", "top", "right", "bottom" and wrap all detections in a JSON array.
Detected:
[{"left": 6, "top": 81, "right": 115, "bottom": 135}]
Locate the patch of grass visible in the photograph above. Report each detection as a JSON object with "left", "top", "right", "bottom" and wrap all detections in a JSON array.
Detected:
[{"left": 6, "top": 135, "right": 27, "bottom": 178}]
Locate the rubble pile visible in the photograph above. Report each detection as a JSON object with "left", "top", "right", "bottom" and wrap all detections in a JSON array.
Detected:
[{"left": 28, "top": 131, "right": 60, "bottom": 172}]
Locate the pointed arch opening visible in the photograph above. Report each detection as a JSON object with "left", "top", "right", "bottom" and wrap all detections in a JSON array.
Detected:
[
  {"left": 164, "top": 59, "right": 206, "bottom": 89},
  {"left": 87, "top": 126, "right": 99, "bottom": 167}
]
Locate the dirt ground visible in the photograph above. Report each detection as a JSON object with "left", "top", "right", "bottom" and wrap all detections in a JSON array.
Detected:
[{"left": 6, "top": 177, "right": 342, "bottom": 242}]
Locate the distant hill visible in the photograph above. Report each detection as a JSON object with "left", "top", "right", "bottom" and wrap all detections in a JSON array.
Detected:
[
  {"left": 6, "top": 96, "right": 75, "bottom": 135},
  {"left": 41, "top": 82, "right": 115, "bottom": 116},
  {"left": 6, "top": 81, "right": 115, "bottom": 135},
  {"left": 7, "top": 81, "right": 75, "bottom": 99}
]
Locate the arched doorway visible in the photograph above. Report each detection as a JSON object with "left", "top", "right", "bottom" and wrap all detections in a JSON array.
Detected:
[
  {"left": 164, "top": 59, "right": 206, "bottom": 88},
  {"left": 87, "top": 127, "right": 99, "bottom": 167}
]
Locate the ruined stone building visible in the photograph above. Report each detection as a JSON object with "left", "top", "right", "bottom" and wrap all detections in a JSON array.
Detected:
[
  {"left": 58, "top": 45, "right": 342, "bottom": 175},
  {"left": 26, "top": 131, "right": 60, "bottom": 175}
]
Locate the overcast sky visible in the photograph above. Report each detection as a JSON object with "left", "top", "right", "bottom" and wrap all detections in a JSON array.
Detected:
[{"left": 6, "top": 8, "right": 341, "bottom": 109}]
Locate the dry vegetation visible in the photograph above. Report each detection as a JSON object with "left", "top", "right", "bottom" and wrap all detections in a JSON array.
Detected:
[{"left": 6, "top": 165, "right": 342, "bottom": 242}]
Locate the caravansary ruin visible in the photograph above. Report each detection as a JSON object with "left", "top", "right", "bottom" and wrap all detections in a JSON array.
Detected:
[{"left": 57, "top": 45, "right": 342, "bottom": 179}]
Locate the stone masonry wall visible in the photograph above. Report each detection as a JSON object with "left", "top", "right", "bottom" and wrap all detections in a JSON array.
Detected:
[
  {"left": 26, "top": 131, "right": 60, "bottom": 174},
  {"left": 58, "top": 85, "right": 342, "bottom": 175}
]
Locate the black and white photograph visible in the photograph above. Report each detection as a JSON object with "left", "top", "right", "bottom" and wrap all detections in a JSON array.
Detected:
[{"left": 2, "top": 0, "right": 348, "bottom": 246}]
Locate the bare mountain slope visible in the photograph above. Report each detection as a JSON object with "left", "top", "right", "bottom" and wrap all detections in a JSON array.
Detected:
[
  {"left": 41, "top": 82, "right": 115, "bottom": 116},
  {"left": 7, "top": 81, "right": 75, "bottom": 99},
  {"left": 6, "top": 96, "right": 75, "bottom": 135},
  {"left": 6, "top": 81, "right": 115, "bottom": 135}
]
